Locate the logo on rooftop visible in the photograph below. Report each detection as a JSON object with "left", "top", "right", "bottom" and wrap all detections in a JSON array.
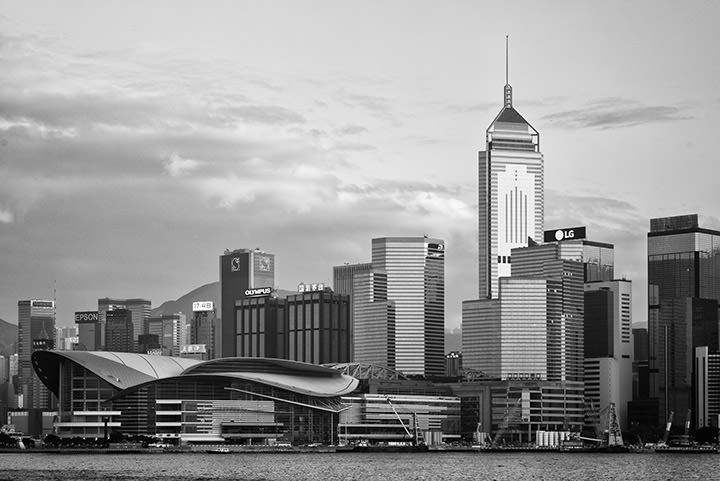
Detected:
[{"left": 543, "top": 226, "right": 586, "bottom": 243}]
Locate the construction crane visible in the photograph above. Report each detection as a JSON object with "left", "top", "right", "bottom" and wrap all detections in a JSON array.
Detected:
[
  {"left": 491, "top": 397, "right": 522, "bottom": 447},
  {"left": 662, "top": 411, "right": 674, "bottom": 445},
  {"left": 384, "top": 396, "right": 419, "bottom": 445},
  {"left": 605, "top": 403, "right": 623, "bottom": 446}
]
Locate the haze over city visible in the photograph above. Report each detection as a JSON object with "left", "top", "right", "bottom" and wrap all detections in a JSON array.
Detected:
[{"left": 1, "top": 0, "right": 719, "bottom": 329}]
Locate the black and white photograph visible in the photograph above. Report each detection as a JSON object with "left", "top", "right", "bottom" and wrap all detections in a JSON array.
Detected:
[{"left": 1, "top": 1, "right": 719, "bottom": 479}]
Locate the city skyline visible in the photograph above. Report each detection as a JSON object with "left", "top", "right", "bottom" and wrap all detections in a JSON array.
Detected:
[{"left": 2, "top": 1, "right": 720, "bottom": 329}]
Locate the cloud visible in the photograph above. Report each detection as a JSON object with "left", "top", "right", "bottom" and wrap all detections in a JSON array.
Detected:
[
  {"left": 0, "top": 207, "right": 13, "bottom": 223},
  {"left": 543, "top": 97, "right": 692, "bottom": 129},
  {"left": 163, "top": 153, "right": 202, "bottom": 177},
  {"left": 334, "top": 124, "right": 369, "bottom": 136}
]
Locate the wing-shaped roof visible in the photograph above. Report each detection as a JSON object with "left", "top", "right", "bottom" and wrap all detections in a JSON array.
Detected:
[
  {"left": 32, "top": 350, "right": 202, "bottom": 395},
  {"left": 33, "top": 352, "right": 358, "bottom": 400}
]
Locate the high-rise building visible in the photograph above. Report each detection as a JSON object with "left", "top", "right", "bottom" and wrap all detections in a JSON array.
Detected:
[
  {"left": 351, "top": 269, "right": 396, "bottom": 369},
  {"left": 285, "top": 288, "right": 351, "bottom": 365},
  {"left": 17, "top": 299, "right": 55, "bottom": 411},
  {"left": 632, "top": 327, "right": 649, "bottom": 400},
  {"left": 147, "top": 313, "right": 186, "bottom": 357},
  {"left": 648, "top": 214, "right": 720, "bottom": 426},
  {"left": 220, "top": 248, "right": 275, "bottom": 358},
  {"left": 190, "top": 301, "right": 218, "bottom": 360},
  {"left": 694, "top": 346, "right": 720, "bottom": 428},
  {"left": 234, "top": 287, "right": 351, "bottom": 364},
  {"left": 105, "top": 308, "right": 134, "bottom": 353},
  {"left": 98, "top": 298, "right": 151, "bottom": 352},
  {"left": 584, "top": 280, "right": 632, "bottom": 428},
  {"left": 55, "top": 325, "right": 78, "bottom": 351},
  {"left": 478, "top": 51, "right": 543, "bottom": 299},
  {"left": 371, "top": 237, "right": 445, "bottom": 377},
  {"left": 74, "top": 311, "right": 101, "bottom": 351}
]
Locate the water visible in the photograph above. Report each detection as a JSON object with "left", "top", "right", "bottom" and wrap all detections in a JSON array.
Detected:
[{"left": 0, "top": 452, "right": 717, "bottom": 481}]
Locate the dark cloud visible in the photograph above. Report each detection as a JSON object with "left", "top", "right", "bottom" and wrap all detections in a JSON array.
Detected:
[{"left": 543, "top": 97, "right": 692, "bottom": 129}]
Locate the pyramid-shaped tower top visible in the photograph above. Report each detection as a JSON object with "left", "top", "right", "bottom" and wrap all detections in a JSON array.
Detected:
[{"left": 486, "top": 36, "right": 539, "bottom": 151}]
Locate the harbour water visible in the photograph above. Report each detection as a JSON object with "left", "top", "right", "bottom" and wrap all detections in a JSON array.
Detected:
[{"left": 0, "top": 451, "right": 717, "bottom": 480}]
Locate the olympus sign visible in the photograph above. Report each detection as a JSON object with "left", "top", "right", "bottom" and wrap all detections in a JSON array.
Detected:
[{"left": 244, "top": 287, "right": 272, "bottom": 297}]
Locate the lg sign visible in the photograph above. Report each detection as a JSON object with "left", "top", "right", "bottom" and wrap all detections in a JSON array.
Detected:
[{"left": 543, "top": 226, "right": 586, "bottom": 243}]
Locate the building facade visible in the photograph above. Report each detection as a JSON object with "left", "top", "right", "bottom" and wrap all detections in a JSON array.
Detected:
[
  {"left": 147, "top": 313, "right": 186, "bottom": 357},
  {"left": 478, "top": 73, "right": 543, "bottom": 299},
  {"left": 584, "top": 280, "right": 632, "bottom": 428},
  {"left": 105, "top": 308, "right": 134, "bottom": 353},
  {"left": 98, "top": 298, "right": 151, "bottom": 352},
  {"left": 351, "top": 269, "right": 396, "bottom": 369},
  {"left": 17, "top": 299, "right": 55, "bottom": 411},
  {"left": 220, "top": 248, "right": 275, "bottom": 358},
  {"left": 648, "top": 214, "right": 720, "bottom": 426},
  {"left": 74, "top": 311, "right": 101, "bottom": 351},
  {"left": 371, "top": 237, "right": 445, "bottom": 377},
  {"left": 32, "top": 352, "right": 358, "bottom": 444},
  {"left": 235, "top": 289, "right": 351, "bottom": 365},
  {"left": 190, "top": 301, "right": 217, "bottom": 360}
]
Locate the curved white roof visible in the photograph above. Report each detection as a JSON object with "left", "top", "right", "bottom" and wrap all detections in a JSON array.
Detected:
[{"left": 33, "top": 351, "right": 358, "bottom": 400}]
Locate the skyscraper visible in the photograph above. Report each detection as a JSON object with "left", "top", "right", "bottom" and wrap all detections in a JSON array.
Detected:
[
  {"left": 371, "top": 237, "right": 445, "bottom": 376},
  {"left": 220, "top": 248, "right": 275, "bottom": 357},
  {"left": 105, "top": 308, "right": 134, "bottom": 353},
  {"left": 98, "top": 298, "right": 151, "bottom": 352},
  {"left": 584, "top": 280, "right": 633, "bottom": 429},
  {"left": 647, "top": 214, "right": 720, "bottom": 426},
  {"left": 478, "top": 41, "right": 543, "bottom": 299},
  {"left": 190, "top": 301, "right": 218, "bottom": 360},
  {"left": 17, "top": 299, "right": 55, "bottom": 410},
  {"left": 351, "top": 269, "right": 395, "bottom": 368}
]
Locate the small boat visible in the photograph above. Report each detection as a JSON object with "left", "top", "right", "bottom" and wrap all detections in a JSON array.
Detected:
[{"left": 206, "top": 447, "right": 231, "bottom": 454}]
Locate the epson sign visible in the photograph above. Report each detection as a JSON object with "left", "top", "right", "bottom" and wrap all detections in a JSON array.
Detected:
[
  {"left": 244, "top": 287, "right": 272, "bottom": 297},
  {"left": 543, "top": 226, "right": 586, "bottom": 243},
  {"left": 75, "top": 311, "right": 99, "bottom": 323}
]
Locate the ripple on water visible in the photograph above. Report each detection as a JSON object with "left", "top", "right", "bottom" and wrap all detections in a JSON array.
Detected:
[{"left": 0, "top": 451, "right": 717, "bottom": 480}]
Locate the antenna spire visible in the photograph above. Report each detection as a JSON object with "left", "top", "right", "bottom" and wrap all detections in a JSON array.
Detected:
[
  {"left": 504, "top": 35, "right": 512, "bottom": 108},
  {"left": 505, "top": 35, "right": 509, "bottom": 85}
]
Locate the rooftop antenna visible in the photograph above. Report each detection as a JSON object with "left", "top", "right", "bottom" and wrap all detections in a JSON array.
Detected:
[
  {"left": 505, "top": 34, "right": 509, "bottom": 85},
  {"left": 504, "top": 35, "right": 512, "bottom": 108}
]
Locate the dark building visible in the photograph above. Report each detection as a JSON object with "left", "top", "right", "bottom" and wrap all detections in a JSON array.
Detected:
[
  {"left": 190, "top": 301, "right": 218, "bottom": 360},
  {"left": 98, "top": 298, "right": 151, "bottom": 352},
  {"left": 220, "top": 248, "right": 275, "bottom": 358},
  {"left": 18, "top": 299, "right": 55, "bottom": 413},
  {"left": 584, "top": 289, "right": 614, "bottom": 359},
  {"left": 74, "top": 311, "right": 101, "bottom": 351},
  {"left": 633, "top": 327, "right": 650, "bottom": 400},
  {"left": 235, "top": 288, "right": 351, "bottom": 365},
  {"left": 648, "top": 214, "right": 720, "bottom": 427},
  {"left": 236, "top": 294, "right": 285, "bottom": 358},
  {"left": 445, "top": 351, "right": 462, "bottom": 377},
  {"left": 105, "top": 308, "right": 134, "bottom": 353},
  {"left": 138, "top": 334, "right": 160, "bottom": 354}
]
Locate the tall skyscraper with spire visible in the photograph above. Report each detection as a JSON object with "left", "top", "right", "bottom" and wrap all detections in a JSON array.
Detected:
[{"left": 478, "top": 37, "right": 544, "bottom": 299}]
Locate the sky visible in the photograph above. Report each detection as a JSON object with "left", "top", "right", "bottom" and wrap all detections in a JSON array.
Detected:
[{"left": 1, "top": 0, "right": 719, "bottom": 330}]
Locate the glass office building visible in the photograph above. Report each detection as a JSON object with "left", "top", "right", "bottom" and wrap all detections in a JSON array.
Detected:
[
  {"left": 371, "top": 237, "right": 445, "bottom": 377},
  {"left": 648, "top": 214, "right": 720, "bottom": 426}
]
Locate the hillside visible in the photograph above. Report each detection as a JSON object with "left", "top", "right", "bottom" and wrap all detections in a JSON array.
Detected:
[
  {"left": 153, "top": 282, "right": 463, "bottom": 353},
  {"left": 0, "top": 318, "right": 17, "bottom": 357},
  {"left": 152, "top": 281, "right": 220, "bottom": 317}
]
